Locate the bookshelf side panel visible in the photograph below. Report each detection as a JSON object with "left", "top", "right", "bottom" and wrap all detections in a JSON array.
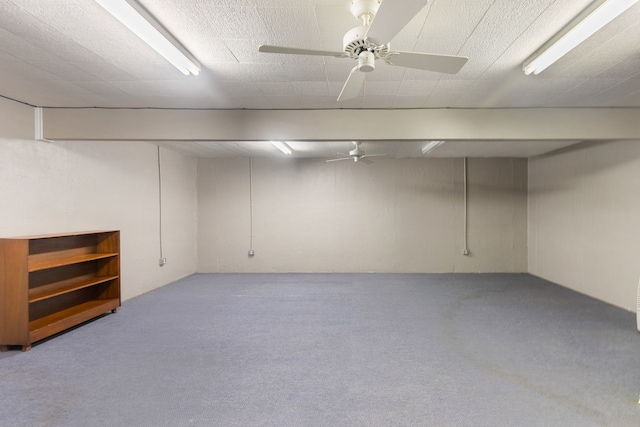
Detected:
[{"left": 0, "top": 239, "right": 30, "bottom": 344}]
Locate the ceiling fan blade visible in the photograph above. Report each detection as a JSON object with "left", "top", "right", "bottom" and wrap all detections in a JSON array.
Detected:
[
  {"left": 365, "top": 0, "right": 429, "bottom": 45},
  {"left": 362, "top": 154, "right": 387, "bottom": 158},
  {"left": 259, "top": 45, "right": 347, "bottom": 58},
  {"left": 387, "top": 51, "right": 468, "bottom": 74},
  {"left": 337, "top": 66, "right": 366, "bottom": 102},
  {"left": 326, "top": 157, "right": 351, "bottom": 163},
  {"left": 360, "top": 157, "right": 375, "bottom": 164}
]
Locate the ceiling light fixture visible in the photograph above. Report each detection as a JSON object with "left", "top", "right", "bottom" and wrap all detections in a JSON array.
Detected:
[
  {"left": 523, "top": 0, "right": 639, "bottom": 75},
  {"left": 95, "top": 0, "right": 200, "bottom": 76},
  {"left": 422, "top": 141, "right": 445, "bottom": 154},
  {"left": 271, "top": 141, "right": 292, "bottom": 155}
]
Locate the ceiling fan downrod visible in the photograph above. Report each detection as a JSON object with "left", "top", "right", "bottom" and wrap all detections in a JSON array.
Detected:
[{"left": 350, "top": 0, "right": 380, "bottom": 26}]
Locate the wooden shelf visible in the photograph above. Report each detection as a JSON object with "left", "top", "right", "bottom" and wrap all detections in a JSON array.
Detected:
[
  {"left": 29, "top": 298, "right": 119, "bottom": 343},
  {"left": 28, "top": 253, "right": 118, "bottom": 272},
  {"left": 29, "top": 275, "right": 119, "bottom": 303},
  {"left": 1, "top": 230, "right": 120, "bottom": 351}
]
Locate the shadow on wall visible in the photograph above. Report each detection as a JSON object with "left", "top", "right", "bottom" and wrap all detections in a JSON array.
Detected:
[{"left": 528, "top": 140, "right": 640, "bottom": 196}]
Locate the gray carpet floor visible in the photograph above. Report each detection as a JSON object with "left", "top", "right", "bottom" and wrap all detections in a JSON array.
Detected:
[{"left": 1, "top": 273, "right": 640, "bottom": 426}]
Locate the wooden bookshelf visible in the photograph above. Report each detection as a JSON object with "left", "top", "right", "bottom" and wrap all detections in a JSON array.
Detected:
[{"left": 0, "top": 231, "right": 120, "bottom": 352}]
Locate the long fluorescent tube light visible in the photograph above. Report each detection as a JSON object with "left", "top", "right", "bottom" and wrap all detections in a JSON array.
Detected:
[
  {"left": 523, "top": 0, "right": 639, "bottom": 75},
  {"left": 271, "top": 141, "right": 292, "bottom": 155},
  {"left": 422, "top": 140, "right": 445, "bottom": 154},
  {"left": 95, "top": 0, "right": 200, "bottom": 76}
]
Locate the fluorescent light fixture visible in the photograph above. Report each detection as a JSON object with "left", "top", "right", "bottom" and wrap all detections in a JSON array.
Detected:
[
  {"left": 271, "top": 141, "right": 292, "bottom": 155},
  {"left": 95, "top": 0, "right": 200, "bottom": 76},
  {"left": 523, "top": 0, "right": 639, "bottom": 75},
  {"left": 422, "top": 140, "right": 445, "bottom": 154}
]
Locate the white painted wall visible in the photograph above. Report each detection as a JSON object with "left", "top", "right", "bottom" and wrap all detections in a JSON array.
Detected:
[
  {"left": 529, "top": 140, "right": 640, "bottom": 311},
  {"left": 0, "top": 99, "right": 197, "bottom": 301},
  {"left": 197, "top": 157, "right": 527, "bottom": 273}
]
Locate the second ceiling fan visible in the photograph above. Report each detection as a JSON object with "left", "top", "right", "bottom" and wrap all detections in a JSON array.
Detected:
[
  {"left": 326, "top": 141, "right": 385, "bottom": 164},
  {"left": 259, "top": 0, "right": 468, "bottom": 102}
]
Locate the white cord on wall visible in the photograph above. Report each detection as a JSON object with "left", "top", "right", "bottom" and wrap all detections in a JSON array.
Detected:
[
  {"left": 157, "top": 146, "right": 165, "bottom": 265},
  {"left": 463, "top": 157, "right": 469, "bottom": 256},
  {"left": 248, "top": 158, "right": 255, "bottom": 257}
]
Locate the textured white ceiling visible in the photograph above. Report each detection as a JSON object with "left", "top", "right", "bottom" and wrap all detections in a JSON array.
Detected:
[{"left": 0, "top": 0, "right": 638, "bottom": 158}]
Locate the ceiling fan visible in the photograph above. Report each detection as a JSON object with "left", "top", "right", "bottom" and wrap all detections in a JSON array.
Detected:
[
  {"left": 258, "top": 0, "right": 468, "bottom": 102},
  {"left": 326, "top": 141, "right": 385, "bottom": 164}
]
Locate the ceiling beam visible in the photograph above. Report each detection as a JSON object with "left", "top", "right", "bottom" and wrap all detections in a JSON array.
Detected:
[{"left": 42, "top": 107, "right": 640, "bottom": 142}]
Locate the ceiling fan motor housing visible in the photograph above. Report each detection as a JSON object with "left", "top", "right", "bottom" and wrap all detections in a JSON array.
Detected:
[
  {"left": 343, "top": 26, "right": 368, "bottom": 54},
  {"left": 343, "top": 26, "right": 389, "bottom": 60},
  {"left": 349, "top": 147, "right": 365, "bottom": 157}
]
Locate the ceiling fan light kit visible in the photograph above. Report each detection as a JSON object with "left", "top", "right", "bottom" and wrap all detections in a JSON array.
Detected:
[
  {"left": 523, "top": 0, "right": 639, "bottom": 75},
  {"left": 258, "top": 0, "right": 468, "bottom": 102},
  {"left": 358, "top": 51, "right": 376, "bottom": 72}
]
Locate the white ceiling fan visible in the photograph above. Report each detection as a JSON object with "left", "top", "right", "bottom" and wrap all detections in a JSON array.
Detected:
[
  {"left": 326, "top": 141, "right": 386, "bottom": 164},
  {"left": 258, "top": 0, "right": 468, "bottom": 102}
]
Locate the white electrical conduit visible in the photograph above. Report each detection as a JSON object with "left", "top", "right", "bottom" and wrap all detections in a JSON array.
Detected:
[
  {"left": 248, "top": 158, "right": 255, "bottom": 256},
  {"left": 157, "top": 145, "right": 164, "bottom": 260},
  {"left": 463, "top": 157, "right": 469, "bottom": 255}
]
